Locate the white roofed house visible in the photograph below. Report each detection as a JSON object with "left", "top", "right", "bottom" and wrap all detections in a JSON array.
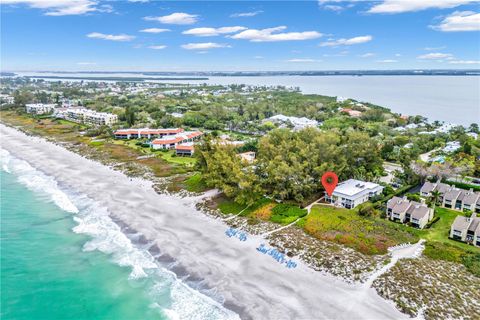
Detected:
[
  {"left": 263, "top": 114, "right": 319, "bottom": 131},
  {"left": 442, "top": 141, "right": 461, "bottom": 153},
  {"left": 325, "top": 179, "right": 384, "bottom": 209}
]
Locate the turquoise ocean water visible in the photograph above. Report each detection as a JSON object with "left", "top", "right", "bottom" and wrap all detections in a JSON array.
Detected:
[{"left": 0, "top": 149, "right": 238, "bottom": 320}]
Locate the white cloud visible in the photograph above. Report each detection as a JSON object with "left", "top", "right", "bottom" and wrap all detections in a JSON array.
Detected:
[
  {"left": 359, "top": 52, "right": 375, "bottom": 57},
  {"left": 424, "top": 46, "right": 446, "bottom": 51},
  {"left": 231, "top": 26, "right": 322, "bottom": 42},
  {"left": 76, "top": 62, "right": 96, "bottom": 65},
  {"left": 230, "top": 10, "right": 263, "bottom": 17},
  {"left": 320, "top": 35, "right": 372, "bottom": 46},
  {"left": 128, "top": 0, "right": 149, "bottom": 2},
  {"left": 377, "top": 59, "right": 398, "bottom": 63},
  {"left": 449, "top": 59, "right": 480, "bottom": 64},
  {"left": 144, "top": 12, "right": 198, "bottom": 25},
  {"left": 254, "top": 55, "right": 264, "bottom": 59},
  {"left": 431, "top": 11, "right": 480, "bottom": 32},
  {"left": 183, "top": 26, "right": 246, "bottom": 37},
  {"left": 139, "top": 28, "right": 170, "bottom": 33},
  {"left": 181, "top": 42, "right": 231, "bottom": 50},
  {"left": 2, "top": 0, "right": 101, "bottom": 16},
  {"left": 87, "top": 32, "right": 135, "bottom": 41},
  {"left": 318, "top": 1, "right": 359, "bottom": 11},
  {"left": 368, "top": 0, "right": 478, "bottom": 14},
  {"left": 324, "top": 5, "right": 345, "bottom": 11},
  {"left": 394, "top": 53, "right": 402, "bottom": 57},
  {"left": 287, "top": 58, "right": 318, "bottom": 62},
  {"left": 417, "top": 52, "right": 454, "bottom": 59},
  {"left": 148, "top": 45, "right": 167, "bottom": 50}
]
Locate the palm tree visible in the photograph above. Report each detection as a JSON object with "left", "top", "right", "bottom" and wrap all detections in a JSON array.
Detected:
[{"left": 429, "top": 190, "right": 441, "bottom": 209}]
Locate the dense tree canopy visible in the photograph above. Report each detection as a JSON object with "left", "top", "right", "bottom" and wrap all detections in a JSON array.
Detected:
[{"left": 196, "top": 127, "right": 384, "bottom": 204}]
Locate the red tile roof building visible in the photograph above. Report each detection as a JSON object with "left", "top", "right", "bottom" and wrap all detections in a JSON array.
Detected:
[
  {"left": 114, "top": 128, "right": 184, "bottom": 139},
  {"left": 151, "top": 131, "right": 203, "bottom": 150}
]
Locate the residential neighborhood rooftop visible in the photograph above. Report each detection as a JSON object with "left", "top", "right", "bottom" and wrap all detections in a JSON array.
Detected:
[{"left": 333, "top": 179, "right": 382, "bottom": 197}]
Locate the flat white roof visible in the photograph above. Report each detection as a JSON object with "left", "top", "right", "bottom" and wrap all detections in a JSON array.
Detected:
[{"left": 333, "top": 179, "right": 382, "bottom": 197}]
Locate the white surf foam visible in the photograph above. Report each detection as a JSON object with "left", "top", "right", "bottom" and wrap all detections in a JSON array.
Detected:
[
  {"left": 1, "top": 148, "right": 78, "bottom": 213},
  {"left": 0, "top": 148, "right": 240, "bottom": 320}
]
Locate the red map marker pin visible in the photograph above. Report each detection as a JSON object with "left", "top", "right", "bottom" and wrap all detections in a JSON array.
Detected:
[{"left": 321, "top": 172, "right": 338, "bottom": 196}]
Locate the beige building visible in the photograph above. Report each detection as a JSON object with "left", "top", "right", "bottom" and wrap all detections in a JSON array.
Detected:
[
  {"left": 450, "top": 213, "right": 480, "bottom": 247},
  {"left": 26, "top": 103, "right": 56, "bottom": 115},
  {"left": 420, "top": 181, "right": 480, "bottom": 213},
  {"left": 386, "top": 196, "right": 434, "bottom": 229},
  {"left": 55, "top": 108, "right": 118, "bottom": 126}
]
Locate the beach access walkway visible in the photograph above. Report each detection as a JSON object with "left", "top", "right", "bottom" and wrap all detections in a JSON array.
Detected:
[{"left": 261, "top": 196, "right": 325, "bottom": 237}]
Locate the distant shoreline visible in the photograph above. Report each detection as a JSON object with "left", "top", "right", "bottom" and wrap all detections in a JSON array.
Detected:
[
  {"left": 26, "top": 75, "right": 210, "bottom": 81},
  {"left": 3, "top": 69, "right": 480, "bottom": 78}
]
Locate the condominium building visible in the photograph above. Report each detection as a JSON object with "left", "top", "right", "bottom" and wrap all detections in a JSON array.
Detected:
[
  {"left": 25, "top": 103, "right": 57, "bottom": 115},
  {"left": 175, "top": 142, "right": 195, "bottom": 156},
  {"left": 420, "top": 181, "right": 480, "bottom": 213},
  {"left": 151, "top": 131, "right": 203, "bottom": 150},
  {"left": 386, "top": 196, "right": 434, "bottom": 229},
  {"left": 450, "top": 213, "right": 480, "bottom": 247},
  {"left": 55, "top": 108, "right": 118, "bottom": 126},
  {"left": 114, "top": 128, "right": 184, "bottom": 139}
]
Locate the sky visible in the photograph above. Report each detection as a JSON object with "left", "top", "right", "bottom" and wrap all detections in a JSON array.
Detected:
[{"left": 1, "top": 0, "right": 479, "bottom": 71}]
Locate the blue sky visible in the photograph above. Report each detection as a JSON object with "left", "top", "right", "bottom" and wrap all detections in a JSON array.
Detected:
[{"left": 1, "top": 0, "right": 479, "bottom": 71}]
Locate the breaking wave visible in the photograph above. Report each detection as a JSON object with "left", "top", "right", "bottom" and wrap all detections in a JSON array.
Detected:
[{"left": 0, "top": 148, "right": 240, "bottom": 320}]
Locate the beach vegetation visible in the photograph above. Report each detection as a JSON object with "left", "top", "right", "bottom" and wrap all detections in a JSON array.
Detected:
[
  {"left": 183, "top": 173, "right": 208, "bottom": 193},
  {"left": 269, "top": 204, "right": 308, "bottom": 225},
  {"left": 299, "top": 204, "right": 419, "bottom": 255}
]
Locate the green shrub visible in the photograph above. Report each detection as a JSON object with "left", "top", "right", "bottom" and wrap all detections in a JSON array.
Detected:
[
  {"left": 424, "top": 216, "right": 440, "bottom": 229},
  {"left": 357, "top": 203, "right": 380, "bottom": 217},
  {"left": 269, "top": 204, "right": 307, "bottom": 225},
  {"left": 424, "top": 241, "right": 480, "bottom": 276},
  {"left": 445, "top": 181, "right": 480, "bottom": 192},
  {"left": 462, "top": 252, "right": 480, "bottom": 277},
  {"left": 406, "top": 193, "right": 421, "bottom": 202}
]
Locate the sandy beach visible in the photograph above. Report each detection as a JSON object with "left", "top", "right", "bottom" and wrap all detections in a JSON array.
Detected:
[{"left": 0, "top": 124, "right": 409, "bottom": 320}]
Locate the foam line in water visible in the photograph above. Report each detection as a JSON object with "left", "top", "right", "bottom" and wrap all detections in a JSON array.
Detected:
[{"left": 1, "top": 149, "right": 78, "bottom": 213}]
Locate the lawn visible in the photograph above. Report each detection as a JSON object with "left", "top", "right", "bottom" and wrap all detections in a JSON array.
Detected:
[
  {"left": 269, "top": 204, "right": 308, "bottom": 225},
  {"left": 422, "top": 208, "right": 468, "bottom": 244},
  {"left": 215, "top": 196, "right": 307, "bottom": 225},
  {"left": 215, "top": 196, "right": 273, "bottom": 217},
  {"left": 297, "top": 204, "right": 419, "bottom": 255},
  {"left": 159, "top": 150, "right": 196, "bottom": 166}
]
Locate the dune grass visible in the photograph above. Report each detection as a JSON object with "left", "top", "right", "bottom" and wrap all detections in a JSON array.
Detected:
[
  {"left": 184, "top": 173, "right": 208, "bottom": 193},
  {"left": 297, "top": 204, "right": 419, "bottom": 255}
]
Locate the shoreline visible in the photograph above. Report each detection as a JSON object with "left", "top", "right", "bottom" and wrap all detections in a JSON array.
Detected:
[{"left": 0, "top": 124, "right": 409, "bottom": 319}]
